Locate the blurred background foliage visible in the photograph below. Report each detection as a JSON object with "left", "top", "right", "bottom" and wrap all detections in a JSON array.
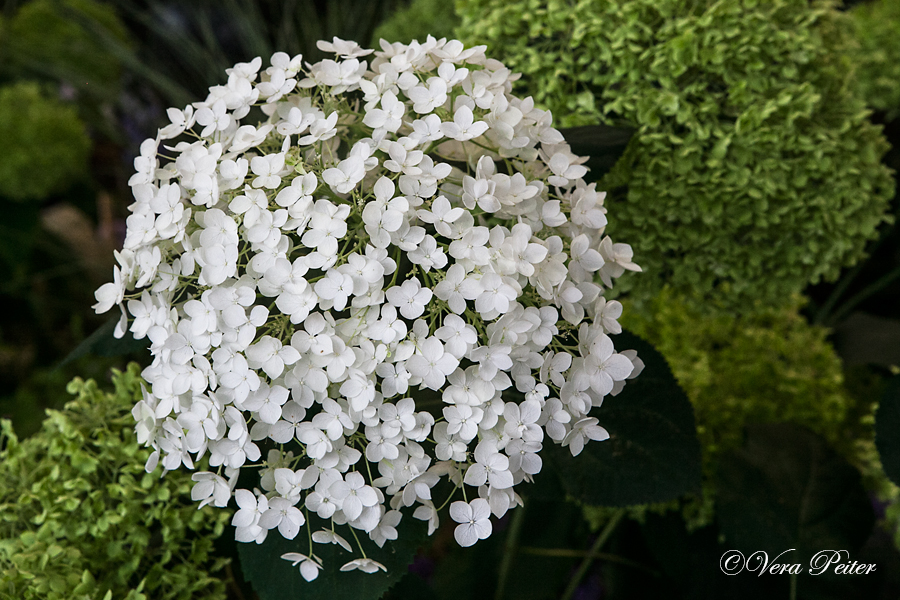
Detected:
[
  {"left": 849, "top": 0, "right": 900, "bottom": 121},
  {"left": 0, "top": 0, "right": 131, "bottom": 439},
  {"left": 0, "top": 0, "right": 899, "bottom": 598},
  {"left": 0, "top": 82, "right": 90, "bottom": 201}
]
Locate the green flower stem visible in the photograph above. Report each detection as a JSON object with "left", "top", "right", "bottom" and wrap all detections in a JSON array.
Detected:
[
  {"left": 814, "top": 223, "right": 895, "bottom": 326},
  {"left": 813, "top": 259, "right": 866, "bottom": 326},
  {"left": 348, "top": 524, "right": 368, "bottom": 559},
  {"left": 559, "top": 508, "right": 625, "bottom": 600},
  {"left": 494, "top": 503, "right": 527, "bottom": 600},
  {"left": 823, "top": 263, "right": 900, "bottom": 327}
]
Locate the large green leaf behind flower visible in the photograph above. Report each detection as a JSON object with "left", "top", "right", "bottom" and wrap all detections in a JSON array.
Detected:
[
  {"left": 849, "top": 0, "right": 900, "bottom": 119},
  {"left": 545, "top": 329, "right": 703, "bottom": 506}
]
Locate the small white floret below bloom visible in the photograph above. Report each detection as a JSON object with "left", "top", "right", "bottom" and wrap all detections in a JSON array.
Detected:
[
  {"left": 450, "top": 499, "right": 493, "bottom": 547},
  {"left": 340, "top": 558, "right": 388, "bottom": 574},
  {"left": 281, "top": 552, "right": 324, "bottom": 582}
]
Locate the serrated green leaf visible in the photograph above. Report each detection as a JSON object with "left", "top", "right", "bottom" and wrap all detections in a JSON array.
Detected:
[
  {"left": 545, "top": 329, "right": 702, "bottom": 506},
  {"left": 57, "top": 317, "right": 148, "bottom": 369}
]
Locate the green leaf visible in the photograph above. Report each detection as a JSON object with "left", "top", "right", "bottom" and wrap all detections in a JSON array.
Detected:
[
  {"left": 875, "top": 375, "right": 900, "bottom": 487},
  {"left": 382, "top": 573, "right": 433, "bottom": 600},
  {"left": 545, "top": 329, "right": 702, "bottom": 506},
  {"left": 716, "top": 423, "right": 874, "bottom": 564},
  {"left": 238, "top": 514, "right": 428, "bottom": 600},
  {"left": 559, "top": 124, "right": 635, "bottom": 183},
  {"left": 57, "top": 317, "right": 147, "bottom": 369}
]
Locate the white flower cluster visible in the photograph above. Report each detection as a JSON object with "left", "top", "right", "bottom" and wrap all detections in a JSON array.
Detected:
[{"left": 94, "top": 36, "right": 643, "bottom": 578}]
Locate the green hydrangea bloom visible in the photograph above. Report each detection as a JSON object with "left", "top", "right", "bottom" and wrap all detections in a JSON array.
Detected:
[
  {"left": 841, "top": 366, "right": 900, "bottom": 550},
  {"left": 0, "top": 364, "right": 230, "bottom": 600},
  {"left": 626, "top": 291, "right": 850, "bottom": 452},
  {"left": 0, "top": 82, "right": 90, "bottom": 200},
  {"left": 608, "top": 290, "right": 858, "bottom": 528},
  {"left": 457, "top": 0, "right": 895, "bottom": 311},
  {"left": 849, "top": 0, "right": 900, "bottom": 119}
]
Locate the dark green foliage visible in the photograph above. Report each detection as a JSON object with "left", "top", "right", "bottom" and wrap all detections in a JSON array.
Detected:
[
  {"left": 1, "top": 0, "right": 128, "bottom": 97},
  {"left": 105, "top": 0, "right": 407, "bottom": 108},
  {"left": 0, "top": 82, "right": 90, "bottom": 200},
  {"left": 717, "top": 424, "right": 875, "bottom": 565},
  {"left": 876, "top": 375, "right": 900, "bottom": 488},
  {"left": 559, "top": 124, "right": 636, "bottom": 183},
  {"left": 59, "top": 316, "right": 150, "bottom": 368},
  {"left": 379, "top": 499, "right": 595, "bottom": 600},
  {"left": 370, "top": 0, "right": 460, "bottom": 45},
  {"left": 0, "top": 365, "right": 230, "bottom": 600},
  {"left": 849, "top": 0, "right": 900, "bottom": 119},
  {"left": 457, "top": 0, "right": 895, "bottom": 310}
]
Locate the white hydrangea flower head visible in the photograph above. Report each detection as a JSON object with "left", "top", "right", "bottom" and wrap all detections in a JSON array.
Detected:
[{"left": 95, "top": 35, "right": 643, "bottom": 577}]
